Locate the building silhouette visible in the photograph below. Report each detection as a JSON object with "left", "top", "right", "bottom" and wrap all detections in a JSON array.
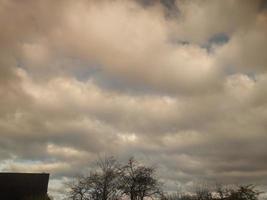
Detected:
[{"left": 0, "top": 172, "right": 49, "bottom": 200}]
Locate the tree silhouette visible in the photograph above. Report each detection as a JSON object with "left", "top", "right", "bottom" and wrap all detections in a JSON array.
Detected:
[
  {"left": 67, "top": 156, "right": 122, "bottom": 200},
  {"left": 162, "top": 184, "right": 261, "bottom": 200},
  {"left": 66, "top": 156, "right": 261, "bottom": 200},
  {"left": 120, "top": 157, "right": 162, "bottom": 200}
]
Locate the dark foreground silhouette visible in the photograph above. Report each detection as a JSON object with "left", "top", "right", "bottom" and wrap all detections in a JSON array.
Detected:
[
  {"left": 0, "top": 172, "right": 50, "bottom": 200},
  {"left": 66, "top": 156, "right": 263, "bottom": 200}
]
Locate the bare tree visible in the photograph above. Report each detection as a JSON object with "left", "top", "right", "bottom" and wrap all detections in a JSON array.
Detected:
[
  {"left": 67, "top": 156, "right": 261, "bottom": 200},
  {"left": 95, "top": 156, "right": 123, "bottom": 200},
  {"left": 67, "top": 175, "right": 95, "bottom": 200},
  {"left": 120, "top": 157, "right": 162, "bottom": 200},
  {"left": 226, "top": 185, "right": 261, "bottom": 200},
  {"left": 67, "top": 156, "right": 122, "bottom": 200},
  {"left": 162, "top": 183, "right": 262, "bottom": 200},
  {"left": 193, "top": 182, "right": 213, "bottom": 200}
]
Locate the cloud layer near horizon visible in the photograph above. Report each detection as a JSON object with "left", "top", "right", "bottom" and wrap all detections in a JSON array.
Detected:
[{"left": 1, "top": 0, "right": 267, "bottom": 199}]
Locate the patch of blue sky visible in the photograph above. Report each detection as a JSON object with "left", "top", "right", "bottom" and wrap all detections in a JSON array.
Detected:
[
  {"left": 209, "top": 33, "right": 229, "bottom": 44},
  {"left": 202, "top": 33, "right": 230, "bottom": 53},
  {"left": 0, "top": 159, "right": 41, "bottom": 171},
  {"left": 246, "top": 72, "right": 257, "bottom": 81},
  {"left": 223, "top": 65, "right": 257, "bottom": 81},
  {"left": 167, "top": 37, "right": 190, "bottom": 46},
  {"left": 60, "top": 59, "right": 147, "bottom": 95},
  {"left": 64, "top": 59, "right": 170, "bottom": 95},
  {"left": 18, "top": 157, "right": 58, "bottom": 163},
  {"left": 16, "top": 54, "right": 101, "bottom": 81},
  {"left": 92, "top": 71, "right": 159, "bottom": 96},
  {"left": 69, "top": 61, "right": 101, "bottom": 82}
]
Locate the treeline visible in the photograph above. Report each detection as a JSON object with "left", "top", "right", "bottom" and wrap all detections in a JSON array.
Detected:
[
  {"left": 163, "top": 184, "right": 261, "bottom": 200},
  {"left": 66, "top": 156, "right": 262, "bottom": 200}
]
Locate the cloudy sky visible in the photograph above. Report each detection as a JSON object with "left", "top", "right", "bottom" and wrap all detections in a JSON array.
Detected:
[{"left": 1, "top": 0, "right": 267, "bottom": 199}]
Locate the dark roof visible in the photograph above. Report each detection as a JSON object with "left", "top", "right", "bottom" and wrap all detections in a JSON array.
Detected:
[{"left": 0, "top": 172, "right": 49, "bottom": 200}]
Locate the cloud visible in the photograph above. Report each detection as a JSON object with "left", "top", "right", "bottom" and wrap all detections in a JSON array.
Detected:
[
  {"left": 173, "top": 0, "right": 260, "bottom": 44},
  {"left": 12, "top": 0, "right": 221, "bottom": 94},
  {"left": 215, "top": 18, "right": 267, "bottom": 73},
  {"left": 0, "top": 0, "right": 267, "bottom": 199}
]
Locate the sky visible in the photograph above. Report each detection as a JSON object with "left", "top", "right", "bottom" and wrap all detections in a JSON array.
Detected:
[{"left": 0, "top": 0, "right": 267, "bottom": 199}]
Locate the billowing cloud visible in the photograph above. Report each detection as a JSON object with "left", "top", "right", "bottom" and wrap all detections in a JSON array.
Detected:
[{"left": 0, "top": 0, "right": 267, "bottom": 199}]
